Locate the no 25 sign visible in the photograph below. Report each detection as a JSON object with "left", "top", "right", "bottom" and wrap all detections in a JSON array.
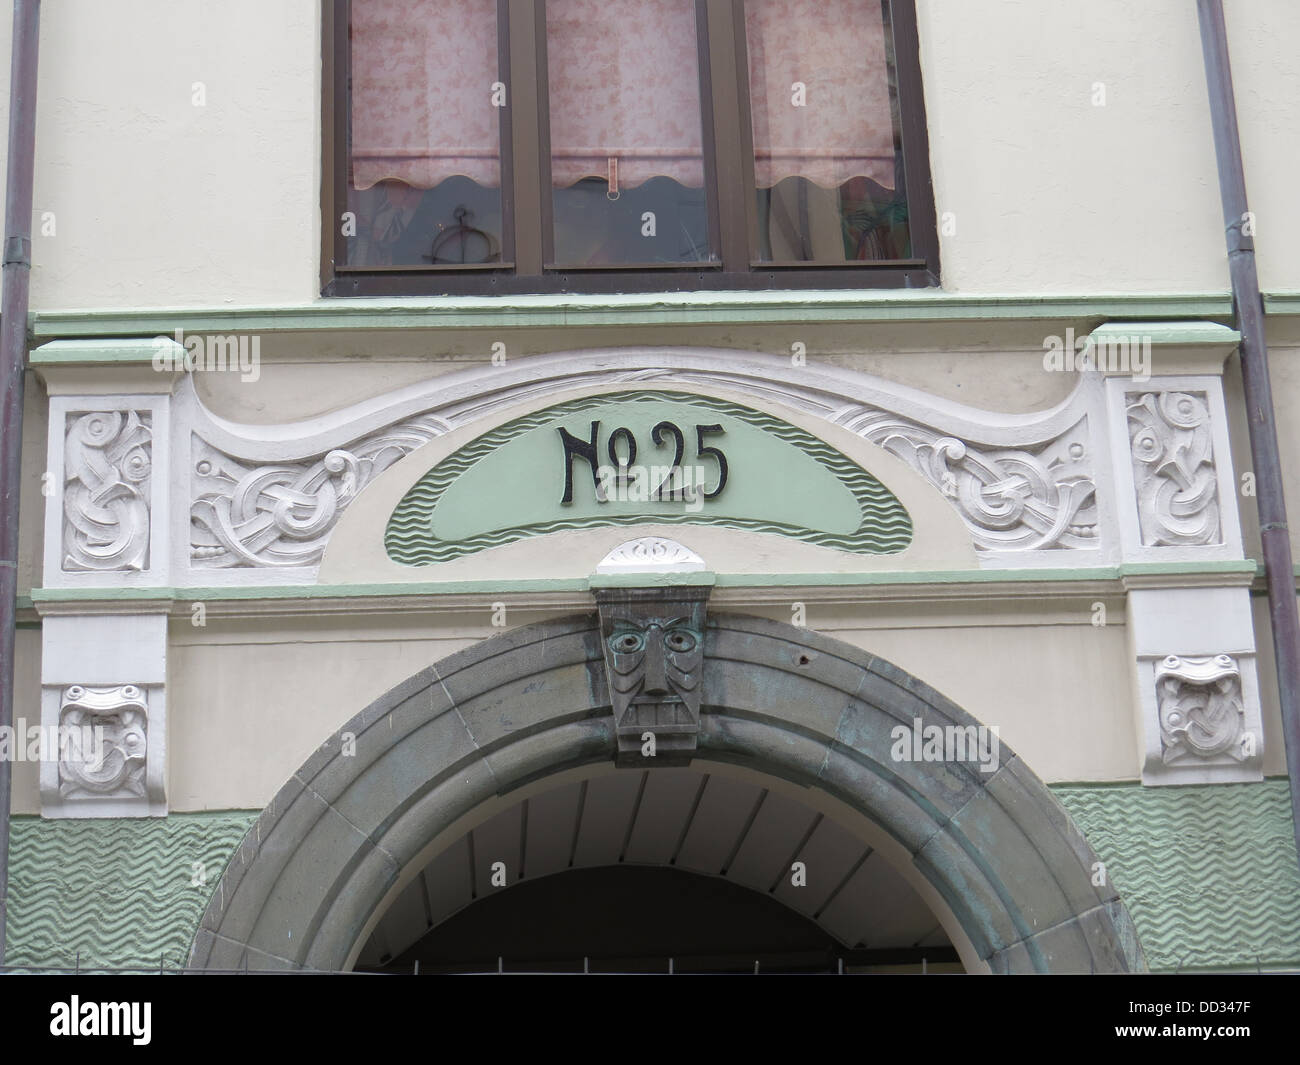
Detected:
[{"left": 557, "top": 420, "right": 728, "bottom": 504}]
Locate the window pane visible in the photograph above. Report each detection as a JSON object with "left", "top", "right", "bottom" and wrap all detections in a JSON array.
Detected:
[
  {"left": 546, "top": 0, "right": 714, "bottom": 266},
  {"left": 347, "top": 0, "right": 504, "bottom": 267},
  {"left": 747, "top": 0, "right": 909, "bottom": 262}
]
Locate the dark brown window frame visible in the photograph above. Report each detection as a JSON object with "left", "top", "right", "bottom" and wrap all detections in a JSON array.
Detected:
[{"left": 322, "top": 0, "right": 940, "bottom": 297}]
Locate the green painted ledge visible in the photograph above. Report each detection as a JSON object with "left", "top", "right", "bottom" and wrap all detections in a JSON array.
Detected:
[
  {"left": 4, "top": 811, "right": 256, "bottom": 972},
  {"left": 26, "top": 560, "right": 1262, "bottom": 606},
  {"left": 1053, "top": 779, "right": 1300, "bottom": 972},
  {"left": 1089, "top": 320, "right": 1240, "bottom": 347},
  {"left": 1263, "top": 293, "right": 1300, "bottom": 315},
  {"left": 28, "top": 292, "right": 1236, "bottom": 341}
]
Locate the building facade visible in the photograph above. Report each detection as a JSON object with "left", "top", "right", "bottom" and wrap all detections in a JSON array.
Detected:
[{"left": 3, "top": 0, "right": 1300, "bottom": 973}]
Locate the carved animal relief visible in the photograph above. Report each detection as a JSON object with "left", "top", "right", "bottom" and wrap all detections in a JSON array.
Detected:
[
  {"left": 63, "top": 411, "right": 153, "bottom": 571},
  {"left": 1127, "top": 391, "right": 1221, "bottom": 547},
  {"left": 841, "top": 409, "right": 1097, "bottom": 552},
  {"left": 190, "top": 415, "right": 448, "bottom": 567},
  {"left": 58, "top": 684, "right": 148, "bottom": 799},
  {"left": 1156, "top": 655, "right": 1247, "bottom": 764}
]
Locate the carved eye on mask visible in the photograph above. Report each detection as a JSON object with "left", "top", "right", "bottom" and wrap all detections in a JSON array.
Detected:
[
  {"left": 664, "top": 629, "right": 697, "bottom": 654},
  {"left": 611, "top": 631, "right": 645, "bottom": 654}
]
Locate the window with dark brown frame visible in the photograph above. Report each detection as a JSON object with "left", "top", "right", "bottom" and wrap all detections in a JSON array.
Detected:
[{"left": 322, "top": 0, "right": 939, "bottom": 296}]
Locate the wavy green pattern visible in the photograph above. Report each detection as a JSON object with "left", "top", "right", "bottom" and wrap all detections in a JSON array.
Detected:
[
  {"left": 5, "top": 812, "right": 256, "bottom": 971},
  {"left": 1053, "top": 780, "right": 1300, "bottom": 971},
  {"left": 387, "top": 391, "right": 913, "bottom": 565},
  {"left": 10, "top": 786, "right": 1291, "bottom": 971}
]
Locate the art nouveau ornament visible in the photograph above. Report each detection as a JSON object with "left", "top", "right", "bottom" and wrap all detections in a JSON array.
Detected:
[
  {"left": 597, "top": 537, "right": 705, "bottom": 573},
  {"left": 63, "top": 410, "right": 152, "bottom": 571},
  {"left": 172, "top": 350, "right": 1108, "bottom": 575},
  {"left": 190, "top": 414, "right": 448, "bottom": 567},
  {"left": 58, "top": 684, "right": 149, "bottom": 798},
  {"left": 1155, "top": 654, "right": 1247, "bottom": 764},
  {"left": 845, "top": 409, "right": 1097, "bottom": 551},
  {"left": 1126, "top": 391, "right": 1221, "bottom": 547}
]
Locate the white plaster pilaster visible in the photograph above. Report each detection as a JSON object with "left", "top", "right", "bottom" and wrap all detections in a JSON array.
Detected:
[
  {"left": 1096, "top": 324, "right": 1243, "bottom": 563},
  {"left": 1091, "top": 322, "right": 1263, "bottom": 785},
  {"left": 32, "top": 344, "right": 183, "bottom": 817},
  {"left": 39, "top": 613, "right": 168, "bottom": 817},
  {"left": 1127, "top": 587, "right": 1262, "bottom": 785},
  {"left": 37, "top": 349, "right": 181, "bottom": 590}
]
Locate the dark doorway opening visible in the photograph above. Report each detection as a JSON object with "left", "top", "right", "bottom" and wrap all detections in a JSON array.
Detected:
[{"left": 359, "top": 864, "right": 958, "bottom": 974}]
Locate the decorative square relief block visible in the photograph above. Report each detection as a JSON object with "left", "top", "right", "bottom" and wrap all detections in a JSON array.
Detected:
[
  {"left": 43, "top": 395, "right": 171, "bottom": 589},
  {"left": 57, "top": 684, "right": 149, "bottom": 798},
  {"left": 1126, "top": 391, "right": 1220, "bottom": 547},
  {"left": 39, "top": 683, "right": 167, "bottom": 817},
  {"left": 39, "top": 614, "right": 168, "bottom": 817},
  {"left": 1128, "top": 587, "right": 1262, "bottom": 786},
  {"left": 63, "top": 410, "right": 152, "bottom": 570},
  {"left": 1157, "top": 655, "right": 1248, "bottom": 762},
  {"left": 1137, "top": 653, "right": 1263, "bottom": 786},
  {"left": 1104, "top": 374, "right": 1243, "bottom": 562}
]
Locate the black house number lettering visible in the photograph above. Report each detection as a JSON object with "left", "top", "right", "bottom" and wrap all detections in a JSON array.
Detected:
[{"left": 558, "top": 420, "right": 728, "bottom": 505}]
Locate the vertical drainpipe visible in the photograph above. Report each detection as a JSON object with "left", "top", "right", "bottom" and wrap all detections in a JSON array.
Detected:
[
  {"left": 0, "top": 0, "right": 41, "bottom": 966},
  {"left": 1197, "top": 0, "right": 1300, "bottom": 872}
]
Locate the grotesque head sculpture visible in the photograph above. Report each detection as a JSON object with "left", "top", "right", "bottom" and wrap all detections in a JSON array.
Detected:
[
  {"left": 58, "top": 684, "right": 148, "bottom": 798},
  {"left": 595, "top": 587, "right": 710, "bottom": 766}
]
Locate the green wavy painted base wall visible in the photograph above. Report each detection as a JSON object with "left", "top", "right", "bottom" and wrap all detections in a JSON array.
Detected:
[
  {"left": 4, "top": 782, "right": 1298, "bottom": 971},
  {"left": 3, "top": 812, "right": 255, "bottom": 972},
  {"left": 1054, "top": 779, "right": 1300, "bottom": 971}
]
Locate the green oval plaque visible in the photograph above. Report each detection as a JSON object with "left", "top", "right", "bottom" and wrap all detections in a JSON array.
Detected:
[{"left": 385, "top": 391, "right": 912, "bottom": 564}]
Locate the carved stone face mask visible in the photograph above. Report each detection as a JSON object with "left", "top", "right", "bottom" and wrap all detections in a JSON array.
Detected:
[
  {"left": 608, "top": 616, "right": 703, "bottom": 714},
  {"left": 595, "top": 587, "right": 710, "bottom": 766}
]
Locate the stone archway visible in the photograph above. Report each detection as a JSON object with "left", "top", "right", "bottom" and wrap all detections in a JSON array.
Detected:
[{"left": 189, "top": 611, "right": 1144, "bottom": 974}]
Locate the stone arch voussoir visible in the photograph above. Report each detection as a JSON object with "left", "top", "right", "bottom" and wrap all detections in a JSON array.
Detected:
[{"left": 189, "top": 612, "right": 1144, "bottom": 974}]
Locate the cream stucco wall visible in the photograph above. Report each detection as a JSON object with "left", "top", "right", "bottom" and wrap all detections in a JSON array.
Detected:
[
  {"left": 7, "top": 597, "right": 1149, "bottom": 815},
  {"left": 0, "top": 0, "right": 321, "bottom": 309},
  {"left": 916, "top": 0, "right": 1225, "bottom": 293},
  {"left": 190, "top": 321, "right": 1080, "bottom": 425},
  {"left": 9, "top": 583, "right": 1291, "bottom": 815},
  {"left": 13, "top": 321, "right": 1292, "bottom": 811},
  {"left": 155, "top": 596, "right": 1288, "bottom": 811},
  {"left": 0, "top": 0, "right": 1295, "bottom": 305},
  {"left": 5, "top": 2, "right": 1298, "bottom": 824}
]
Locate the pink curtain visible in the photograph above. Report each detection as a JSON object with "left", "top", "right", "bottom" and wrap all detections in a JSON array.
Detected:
[
  {"left": 746, "top": 0, "right": 897, "bottom": 190},
  {"left": 350, "top": 0, "right": 896, "bottom": 193},
  {"left": 350, "top": 0, "right": 502, "bottom": 190},
  {"left": 546, "top": 0, "right": 704, "bottom": 189}
]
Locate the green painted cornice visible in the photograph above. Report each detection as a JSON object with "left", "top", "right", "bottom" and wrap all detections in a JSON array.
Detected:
[
  {"left": 1263, "top": 293, "right": 1300, "bottom": 314},
  {"left": 1088, "top": 320, "right": 1240, "bottom": 347},
  {"left": 27, "top": 292, "right": 1237, "bottom": 342},
  {"left": 26, "top": 560, "right": 1262, "bottom": 618}
]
